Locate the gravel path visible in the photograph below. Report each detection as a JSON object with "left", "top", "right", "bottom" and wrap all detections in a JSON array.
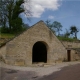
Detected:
[{"left": 0, "top": 61, "right": 80, "bottom": 80}]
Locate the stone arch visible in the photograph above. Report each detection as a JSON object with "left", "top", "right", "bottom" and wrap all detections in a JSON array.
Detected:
[{"left": 32, "top": 41, "right": 48, "bottom": 63}]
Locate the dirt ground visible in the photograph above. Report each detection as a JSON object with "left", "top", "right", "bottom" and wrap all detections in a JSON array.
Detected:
[
  {"left": 0, "top": 67, "right": 37, "bottom": 80},
  {"left": 37, "top": 64, "right": 80, "bottom": 80},
  {"left": 0, "top": 62, "right": 80, "bottom": 80}
]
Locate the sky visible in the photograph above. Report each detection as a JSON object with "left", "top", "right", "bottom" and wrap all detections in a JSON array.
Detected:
[{"left": 21, "top": 0, "right": 80, "bottom": 39}]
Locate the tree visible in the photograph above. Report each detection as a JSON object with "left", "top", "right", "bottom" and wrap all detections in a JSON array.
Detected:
[
  {"left": 5, "top": 0, "right": 25, "bottom": 33},
  {"left": 70, "top": 26, "right": 79, "bottom": 39},
  {"left": 6, "top": 0, "right": 15, "bottom": 31},
  {"left": 11, "top": 0, "right": 24, "bottom": 33},
  {"left": 64, "top": 29, "right": 70, "bottom": 38},
  {"left": 0, "top": 0, "right": 12, "bottom": 33},
  {"left": 0, "top": 0, "right": 2, "bottom": 25},
  {"left": 45, "top": 20, "right": 51, "bottom": 28},
  {"left": 45, "top": 20, "right": 55, "bottom": 34},
  {"left": 53, "top": 21, "right": 63, "bottom": 36},
  {"left": 0, "top": 0, "right": 31, "bottom": 34},
  {"left": 23, "top": 23, "right": 30, "bottom": 29},
  {"left": 0, "top": 0, "right": 8, "bottom": 27}
]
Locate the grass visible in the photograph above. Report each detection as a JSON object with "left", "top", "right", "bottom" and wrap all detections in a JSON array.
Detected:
[
  {"left": 0, "top": 33, "right": 15, "bottom": 47},
  {"left": 57, "top": 36, "right": 79, "bottom": 42},
  {"left": 0, "top": 33, "right": 15, "bottom": 39}
]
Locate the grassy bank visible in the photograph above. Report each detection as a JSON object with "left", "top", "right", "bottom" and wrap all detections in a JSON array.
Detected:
[
  {"left": 0, "top": 33, "right": 15, "bottom": 39},
  {"left": 57, "top": 36, "right": 79, "bottom": 42},
  {"left": 0, "top": 33, "right": 15, "bottom": 47}
]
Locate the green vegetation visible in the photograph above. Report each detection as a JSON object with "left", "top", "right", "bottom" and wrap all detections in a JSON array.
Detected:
[
  {"left": 0, "top": 33, "right": 15, "bottom": 47},
  {"left": 57, "top": 36, "right": 79, "bottom": 42},
  {"left": 45, "top": 20, "right": 79, "bottom": 39},
  {"left": 0, "top": 33, "right": 15, "bottom": 39},
  {"left": 45, "top": 20, "right": 63, "bottom": 36},
  {"left": 70, "top": 26, "right": 79, "bottom": 39},
  {"left": 0, "top": 0, "right": 31, "bottom": 34}
]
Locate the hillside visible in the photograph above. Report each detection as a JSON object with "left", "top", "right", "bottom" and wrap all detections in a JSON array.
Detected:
[{"left": 0, "top": 33, "right": 15, "bottom": 47}]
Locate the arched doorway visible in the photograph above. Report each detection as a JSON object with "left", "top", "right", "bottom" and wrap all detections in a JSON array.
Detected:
[{"left": 32, "top": 41, "right": 47, "bottom": 63}]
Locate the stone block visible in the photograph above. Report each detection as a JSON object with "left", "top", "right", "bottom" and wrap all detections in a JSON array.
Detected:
[{"left": 15, "top": 59, "right": 25, "bottom": 66}]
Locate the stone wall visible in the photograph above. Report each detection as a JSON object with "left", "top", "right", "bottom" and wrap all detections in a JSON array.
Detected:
[
  {"left": 62, "top": 41, "right": 80, "bottom": 48},
  {"left": 1, "top": 37, "right": 80, "bottom": 66},
  {"left": 62, "top": 41, "right": 80, "bottom": 61},
  {"left": 5, "top": 21, "right": 67, "bottom": 66},
  {"left": 69, "top": 50, "right": 80, "bottom": 61},
  {"left": 2, "top": 21, "right": 80, "bottom": 66},
  {"left": 0, "top": 46, "right": 6, "bottom": 62}
]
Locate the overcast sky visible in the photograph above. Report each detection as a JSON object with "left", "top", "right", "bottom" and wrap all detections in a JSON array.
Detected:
[{"left": 21, "top": 0, "right": 80, "bottom": 39}]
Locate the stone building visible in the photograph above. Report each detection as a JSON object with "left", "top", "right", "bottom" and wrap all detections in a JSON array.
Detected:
[
  {"left": 0, "top": 20, "right": 80, "bottom": 66},
  {"left": 62, "top": 41, "right": 80, "bottom": 61},
  {"left": 0, "top": 20, "right": 67, "bottom": 66}
]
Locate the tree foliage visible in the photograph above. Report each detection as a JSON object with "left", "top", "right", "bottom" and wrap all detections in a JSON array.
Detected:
[
  {"left": 53, "top": 21, "right": 63, "bottom": 36},
  {"left": 45, "top": 20, "right": 63, "bottom": 35},
  {"left": 45, "top": 20, "right": 55, "bottom": 34},
  {"left": 0, "top": 0, "right": 31, "bottom": 34},
  {"left": 64, "top": 29, "right": 70, "bottom": 38},
  {"left": 70, "top": 26, "right": 79, "bottom": 39}
]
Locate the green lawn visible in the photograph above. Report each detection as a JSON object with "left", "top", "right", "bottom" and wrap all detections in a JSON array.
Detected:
[{"left": 0, "top": 33, "right": 15, "bottom": 39}]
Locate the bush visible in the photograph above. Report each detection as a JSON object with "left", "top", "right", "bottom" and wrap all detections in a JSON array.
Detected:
[{"left": 1, "top": 26, "right": 9, "bottom": 33}]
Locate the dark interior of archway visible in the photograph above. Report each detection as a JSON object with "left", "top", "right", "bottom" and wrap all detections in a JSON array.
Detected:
[{"left": 32, "top": 42, "right": 47, "bottom": 63}]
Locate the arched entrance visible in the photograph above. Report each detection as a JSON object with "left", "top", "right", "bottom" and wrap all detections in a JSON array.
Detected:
[{"left": 32, "top": 41, "right": 47, "bottom": 63}]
